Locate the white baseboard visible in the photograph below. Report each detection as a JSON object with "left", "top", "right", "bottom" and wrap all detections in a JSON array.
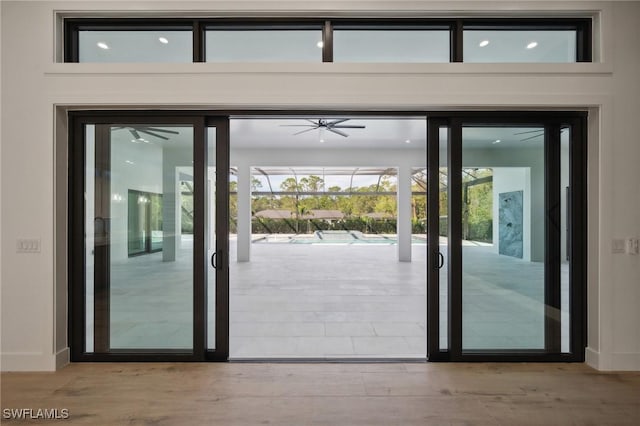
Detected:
[
  {"left": 585, "top": 347, "right": 640, "bottom": 371},
  {"left": 55, "top": 347, "right": 70, "bottom": 370},
  {"left": 585, "top": 347, "right": 600, "bottom": 369},
  {"left": 0, "top": 352, "right": 56, "bottom": 371}
]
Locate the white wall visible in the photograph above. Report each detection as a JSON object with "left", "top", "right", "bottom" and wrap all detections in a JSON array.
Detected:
[
  {"left": 1, "top": 0, "right": 639, "bottom": 371},
  {"left": 110, "top": 134, "right": 163, "bottom": 261},
  {"left": 492, "top": 168, "right": 532, "bottom": 262},
  {"left": 460, "top": 147, "right": 544, "bottom": 261}
]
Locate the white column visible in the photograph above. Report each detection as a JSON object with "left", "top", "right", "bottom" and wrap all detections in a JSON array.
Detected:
[
  {"left": 397, "top": 164, "right": 412, "bottom": 262},
  {"left": 162, "top": 149, "right": 180, "bottom": 262},
  {"left": 237, "top": 164, "right": 252, "bottom": 262}
]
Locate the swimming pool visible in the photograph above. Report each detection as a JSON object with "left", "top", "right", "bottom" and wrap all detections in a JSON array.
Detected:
[{"left": 253, "top": 230, "right": 427, "bottom": 245}]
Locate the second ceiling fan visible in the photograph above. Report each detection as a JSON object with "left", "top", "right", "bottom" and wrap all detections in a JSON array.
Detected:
[{"left": 281, "top": 119, "right": 366, "bottom": 137}]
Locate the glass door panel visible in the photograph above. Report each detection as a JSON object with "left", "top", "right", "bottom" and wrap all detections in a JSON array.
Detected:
[
  {"left": 207, "top": 126, "right": 216, "bottom": 350},
  {"left": 88, "top": 123, "right": 195, "bottom": 351},
  {"left": 72, "top": 114, "right": 229, "bottom": 361},
  {"left": 438, "top": 127, "right": 449, "bottom": 350},
  {"left": 461, "top": 126, "right": 545, "bottom": 351},
  {"left": 560, "top": 126, "right": 570, "bottom": 353}
]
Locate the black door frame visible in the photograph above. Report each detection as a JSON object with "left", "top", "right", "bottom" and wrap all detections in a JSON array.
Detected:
[
  {"left": 69, "top": 109, "right": 586, "bottom": 362},
  {"left": 68, "top": 112, "right": 229, "bottom": 362},
  {"left": 206, "top": 117, "right": 231, "bottom": 361},
  {"left": 425, "top": 112, "right": 587, "bottom": 362}
]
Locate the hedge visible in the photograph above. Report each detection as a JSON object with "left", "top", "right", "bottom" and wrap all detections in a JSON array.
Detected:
[{"left": 227, "top": 217, "right": 427, "bottom": 235}]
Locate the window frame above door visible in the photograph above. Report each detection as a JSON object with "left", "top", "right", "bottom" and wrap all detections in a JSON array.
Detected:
[{"left": 63, "top": 17, "right": 592, "bottom": 64}]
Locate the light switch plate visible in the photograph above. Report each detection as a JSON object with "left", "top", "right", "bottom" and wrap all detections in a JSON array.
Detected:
[{"left": 16, "top": 239, "right": 41, "bottom": 253}]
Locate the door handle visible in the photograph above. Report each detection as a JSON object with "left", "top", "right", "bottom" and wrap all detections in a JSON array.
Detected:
[
  {"left": 211, "top": 251, "right": 223, "bottom": 270},
  {"left": 437, "top": 252, "right": 445, "bottom": 269}
]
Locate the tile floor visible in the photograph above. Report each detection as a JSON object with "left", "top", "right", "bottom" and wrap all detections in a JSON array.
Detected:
[
  {"left": 95, "top": 235, "right": 568, "bottom": 357},
  {"left": 229, "top": 242, "right": 427, "bottom": 358}
]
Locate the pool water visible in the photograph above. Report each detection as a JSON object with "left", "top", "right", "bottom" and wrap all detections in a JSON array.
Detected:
[{"left": 254, "top": 230, "right": 426, "bottom": 245}]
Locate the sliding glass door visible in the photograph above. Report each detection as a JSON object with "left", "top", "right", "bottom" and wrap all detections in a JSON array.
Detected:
[
  {"left": 426, "top": 114, "right": 586, "bottom": 361},
  {"left": 70, "top": 115, "right": 229, "bottom": 361},
  {"left": 70, "top": 110, "right": 585, "bottom": 363}
]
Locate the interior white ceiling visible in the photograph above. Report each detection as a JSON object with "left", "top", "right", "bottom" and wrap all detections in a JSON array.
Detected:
[
  {"left": 230, "top": 118, "right": 426, "bottom": 149},
  {"left": 461, "top": 127, "right": 545, "bottom": 149},
  {"left": 109, "top": 120, "right": 545, "bottom": 151}
]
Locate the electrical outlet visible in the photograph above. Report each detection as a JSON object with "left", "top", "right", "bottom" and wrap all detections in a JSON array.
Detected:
[
  {"left": 16, "top": 239, "right": 41, "bottom": 253},
  {"left": 612, "top": 239, "right": 626, "bottom": 254}
]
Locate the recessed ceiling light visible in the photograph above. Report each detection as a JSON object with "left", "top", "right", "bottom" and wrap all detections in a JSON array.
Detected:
[
  {"left": 316, "top": 41, "right": 324, "bottom": 48},
  {"left": 492, "top": 139, "right": 501, "bottom": 144},
  {"left": 479, "top": 40, "right": 490, "bottom": 47},
  {"left": 319, "top": 139, "right": 325, "bottom": 143},
  {"left": 527, "top": 41, "right": 538, "bottom": 49},
  {"left": 158, "top": 37, "right": 169, "bottom": 44},
  {"left": 125, "top": 160, "right": 135, "bottom": 165},
  {"left": 97, "top": 42, "right": 109, "bottom": 50},
  {"left": 405, "top": 139, "right": 411, "bottom": 144}
]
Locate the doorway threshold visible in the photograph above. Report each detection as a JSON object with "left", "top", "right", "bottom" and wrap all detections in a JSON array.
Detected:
[{"left": 229, "top": 357, "right": 427, "bottom": 363}]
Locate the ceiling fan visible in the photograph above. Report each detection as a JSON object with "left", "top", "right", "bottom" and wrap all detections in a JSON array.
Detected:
[
  {"left": 114, "top": 126, "right": 180, "bottom": 141},
  {"left": 281, "top": 119, "right": 366, "bottom": 137},
  {"left": 514, "top": 128, "right": 568, "bottom": 142}
]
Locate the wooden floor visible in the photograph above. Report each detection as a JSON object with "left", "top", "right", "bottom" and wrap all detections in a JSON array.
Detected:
[{"left": 2, "top": 363, "right": 639, "bottom": 425}]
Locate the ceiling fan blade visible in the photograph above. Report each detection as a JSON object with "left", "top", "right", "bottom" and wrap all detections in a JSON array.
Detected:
[
  {"left": 139, "top": 129, "right": 169, "bottom": 140},
  {"left": 142, "top": 127, "right": 180, "bottom": 135},
  {"left": 331, "top": 125, "right": 366, "bottom": 129},
  {"left": 306, "top": 119, "right": 321, "bottom": 126},
  {"left": 326, "top": 119, "right": 350, "bottom": 126},
  {"left": 328, "top": 128, "right": 349, "bottom": 137},
  {"left": 293, "top": 128, "right": 317, "bottom": 136},
  {"left": 130, "top": 129, "right": 141, "bottom": 139},
  {"left": 280, "top": 125, "right": 317, "bottom": 128},
  {"left": 520, "top": 134, "right": 543, "bottom": 142},
  {"left": 513, "top": 129, "right": 544, "bottom": 135}
]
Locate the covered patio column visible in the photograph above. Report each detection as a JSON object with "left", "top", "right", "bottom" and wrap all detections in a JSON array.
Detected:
[
  {"left": 397, "top": 164, "right": 412, "bottom": 262},
  {"left": 237, "top": 163, "right": 252, "bottom": 262},
  {"left": 161, "top": 148, "right": 182, "bottom": 262}
]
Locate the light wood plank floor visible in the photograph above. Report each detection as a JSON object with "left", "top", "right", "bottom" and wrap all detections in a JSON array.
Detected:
[{"left": 2, "top": 363, "right": 639, "bottom": 425}]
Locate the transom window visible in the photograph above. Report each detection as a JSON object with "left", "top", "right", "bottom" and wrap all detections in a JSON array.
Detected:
[{"left": 64, "top": 18, "right": 592, "bottom": 63}]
